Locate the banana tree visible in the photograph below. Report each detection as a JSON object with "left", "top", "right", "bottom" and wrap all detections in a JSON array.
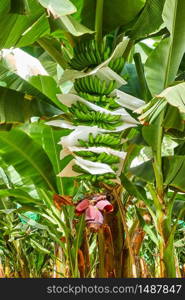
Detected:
[{"left": 0, "top": 0, "right": 185, "bottom": 278}]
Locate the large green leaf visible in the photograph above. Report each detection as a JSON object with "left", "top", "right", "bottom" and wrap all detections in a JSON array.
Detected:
[
  {"left": 120, "top": 173, "right": 151, "bottom": 208},
  {"left": 145, "top": 0, "right": 185, "bottom": 95},
  {"left": 128, "top": 0, "right": 165, "bottom": 39},
  {"left": 25, "top": 123, "right": 74, "bottom": 195},
  {"left": 77, "top": 0, "right": 145, "bottom": 34},
  {"left": 163, "top": 105, "right": 185, "bottom": 132},
  {"left": 0, "top": 87, "right": 26, "bottom": 123},
  {"left": 41, "top": 125, "right": 74, "bottom": 194},
  {"left": 129, "top": 160, "right": 154, "bottom": 182},
  {"left": 0, "top": 0, "right": 50, "bottom": 49},
  {"left": 142, "top": 123, "right": 159, "bottom": 153},
  {"left": 121, "top": 63, "right": 142, "bottom": 98},
  {"left": 130, "top": 154, "right": 185, "bottom": 192},
  {"left": 0, "top": 86, "right": 60, "bottom": 123},
  {"left": 135, "top": 41, "right": 155, "bottom": 64},
  {"left": 0, "top": 189, "right": 42, "bottom": 205},
  {"left": 0, "top": 129, "right": 56, "bottom": 191},
  {"left": 164, "top": 156, "right": 185, "bottom": 192},
  {"left": 17, "top": 14, "right": 50, "bottom": 48},
  {"left": 38, "top": 52, "right": 58, "bottom": 80},
  {"left": 0, "top": 87, "right": 55, "bottom": 123},
  {"left": 0, "top": 55, "right": 65, "bottom": 112},
  {"left": 10, "top": 0, "right": 30, "bottom": 14},
  {"left": 28, "top": 75, "right": 66, "bottom": 111},
  {"left": 0, "top": 0, "right": 9, "bottom": 15}
]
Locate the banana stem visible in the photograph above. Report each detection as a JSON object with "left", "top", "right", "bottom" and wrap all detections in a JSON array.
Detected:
[
  {"left": 95, "top": 0, "right": 104, "bottom": 44},
  {"left": 97, "top": 229, "right": 105, "bottom": 277},
  {"left": 116, "top": 195, "right": 137, "bottom": 278},
  {"left": 164, "top": 191, "right": 177, "bottom": 237},
  {"left": 152, "top": 112, "right": 164, "bottom": 201},
  {"left": 151, "top": 111, "right": 169, "bottom": 277}
]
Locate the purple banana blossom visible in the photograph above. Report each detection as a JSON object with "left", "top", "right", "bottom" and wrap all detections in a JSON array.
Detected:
[{"left": 75, "top": 194, "right": 113, "bottom": 230}]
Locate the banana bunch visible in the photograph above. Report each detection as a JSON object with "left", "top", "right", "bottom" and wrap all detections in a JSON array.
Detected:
[
  {"left": 70, "top": 39, "right": 111, "bottom": 71},
  {"left": 74, "top": 76, "right": 116, "bottom": 95},
  {"left": 61, "top": 39, "right": 128, "bottom": 187},
  {"left": 69, "top": 101, "right": 90, "bottom": 114},
  {"left": 72, "top": 164, "right": 116, "bottom": 185},
  {"left": 108, "top": 57, "right": 125, "bottom": 74},
  {"left": 68, "top": 101, "right": 123, "bottom": 130},
  {"left": 78, "top": 133, "right": 122, "bottom": 150},
  {"left": 78, "top": 92, "right": 120, "bottom": 110},
  {"left": 74, "top": 151, "right": 120, "bottom": 165}
]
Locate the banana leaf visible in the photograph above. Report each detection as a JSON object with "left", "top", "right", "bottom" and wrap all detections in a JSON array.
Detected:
[
  {"left": 145, "top": 0, "right": 185, "bottom": 95},
  {"left": 0, "top": 129, "right": 56, "bottom": 191},
  {"left": 127, "top": 0, "right": 165, "bottom": 39},
  {"left": 74, "top": 0, "right": 145, "bottom": 35},
  {"left": 0, "top": 87, "right": 60, "bottom": 124},
  {"left": 0, "top": 0, "right": 50, "bottom": 49}
]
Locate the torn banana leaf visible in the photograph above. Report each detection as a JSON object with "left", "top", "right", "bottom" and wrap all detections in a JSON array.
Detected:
[{"left": 137, "top": 82, "right": 185, "bottom": 124}]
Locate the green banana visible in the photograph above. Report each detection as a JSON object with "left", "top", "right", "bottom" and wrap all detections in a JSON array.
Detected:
[
  {"left": 72, "top": 164, "right": 89, "bottom": 174},
  {"left": 89, "top": 133, "right": 94, "bottom": 144},
  {"left": 78, "top": 139, "right": 88, "bottom": 147},
  {"left": 108, "top": 57, "right": 125, "bottom": 74},
  {"left": 67, "top": 38, "right": 132, "bottom": 187},
  {"left": 70, "top": 39, "right": 112, "bottom": 71},
  {"left": 74, "top": 76, "right": 117, "bottom": 96}
]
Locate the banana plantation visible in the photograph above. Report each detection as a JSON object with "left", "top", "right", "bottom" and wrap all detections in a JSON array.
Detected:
[{"left": 0, "top": 0, "right": 185, "bottom": 279}]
